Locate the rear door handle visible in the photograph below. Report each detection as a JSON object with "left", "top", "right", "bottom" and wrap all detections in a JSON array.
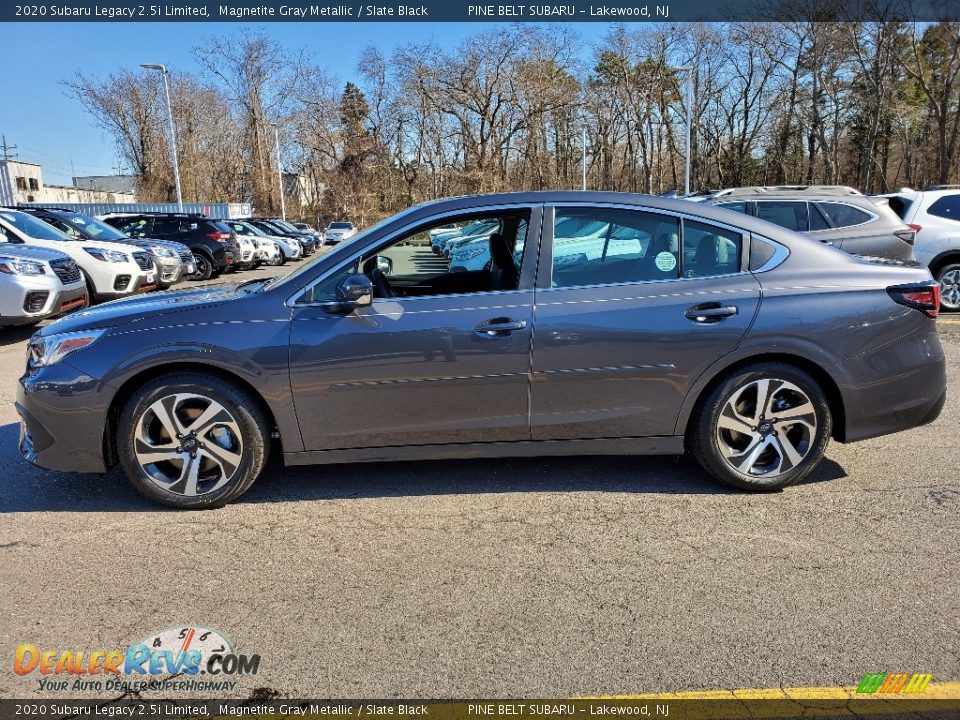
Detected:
[
  {"left": 475, "top": 318, "right": 528, "bottom": 336},
  {"left": 685, "top": 304, "right": 738, "bottom": 323}
]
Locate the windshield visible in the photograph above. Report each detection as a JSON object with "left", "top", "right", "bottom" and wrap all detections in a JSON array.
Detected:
[
  {"left": 0, "top": 211, "right": 72, "bottom": 241},
  {"left": 329, "top": 222, "right": 352, "bottom": 229},
  {"left": 272, "top": 220, "right": 300, "bottom": 232},
  {"left": 236, "top": 222, "right": 265, "bottom": 236},
  {"left": 63, "top": 213, "right": 128, "bottom": 240}
]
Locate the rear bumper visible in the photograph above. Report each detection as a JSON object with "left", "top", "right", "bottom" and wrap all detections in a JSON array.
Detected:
[{"left": 834, "top": 323, "right": 947, "bottom": 442}]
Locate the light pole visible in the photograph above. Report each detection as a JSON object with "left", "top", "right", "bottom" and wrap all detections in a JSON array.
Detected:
[
  {"left": 274, "top": 126, "right": 286, "bottom": 221},
  {"left": 672, "top": 65, "right": 694, "bottom": 197},
  {"left": 581, "top": 126, "right": 587, "bottom": 191},
  {"left": 141, "top": 63, "right": 183, "bottom": 211}
]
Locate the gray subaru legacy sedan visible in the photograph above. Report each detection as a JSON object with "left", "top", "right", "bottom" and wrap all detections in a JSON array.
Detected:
[{"left": 17, "top": 192, "right": 946, "bottom": 508}]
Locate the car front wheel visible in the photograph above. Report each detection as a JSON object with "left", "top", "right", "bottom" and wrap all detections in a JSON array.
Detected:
[
  {"left": 688, "top": 363, "right": 832, "bottom": 491},
  {"left": 936, "top": 263, "right": 960, "bottom": 312},
  {"left": 117, "top": 373, "right": 270, "bottom": 508}
]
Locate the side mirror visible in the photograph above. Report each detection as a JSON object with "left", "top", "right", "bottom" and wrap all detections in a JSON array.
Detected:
[
  {"left": 376, "top": 255, "right": 393, "bottom": 276},
  {"left": 321, "top": 274, "right": 373, "bottom": 314}
]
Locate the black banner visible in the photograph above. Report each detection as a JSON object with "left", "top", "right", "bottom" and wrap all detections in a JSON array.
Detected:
[{"left": 4, "top": 0, "right": 960, "bottom": 23}]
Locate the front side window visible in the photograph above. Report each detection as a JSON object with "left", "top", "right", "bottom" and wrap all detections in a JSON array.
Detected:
[
  {"left": 299, "top": 210, "right": 530, "bottom": 304},
  {"left": 755, "top": 201, "right": 808, "bottom": 231},
  {"left": 927, "top": 195, "right": 960, "bottom": 221},
  {"left": 550, "top": 208, "right": 679, "bottom": 288},
  {"left": 820, "top": 202, "right": 872, "bottom": 228},
  {"left": 115, "top": 218, "right": 151, "bottom": 237}
]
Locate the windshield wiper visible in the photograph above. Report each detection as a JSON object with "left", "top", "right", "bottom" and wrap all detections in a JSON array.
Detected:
[{"left": 236, "top": 278, "right": 271, "bottom": 293}]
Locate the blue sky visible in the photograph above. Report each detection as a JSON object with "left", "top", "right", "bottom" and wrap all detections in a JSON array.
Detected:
[{"left": 0, "top": 22, "right": 606, "bottom": 186}]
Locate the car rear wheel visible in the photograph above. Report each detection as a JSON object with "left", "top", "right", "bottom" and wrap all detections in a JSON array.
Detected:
[
  {"left": 117, "top": 373, "right": 270, "bottom": 508},
  {"left": 688, "top": 363, "right": 832, "bottom": 491},
  {"left": 192, "top": 252, "right": 213, "bottom": 281},
  {"left": 936, "top": 263, "right": 960, "bottom": 312}
]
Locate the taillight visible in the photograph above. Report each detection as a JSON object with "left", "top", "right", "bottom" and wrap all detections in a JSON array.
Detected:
[
  {"left": 206, "top": 232, "right": 231, "bottom": 243},
  {"left": 894, "top": 228, "right": 916, "bottom": 245},
  {"left": 907, "top": 224, "right": 922, "bottom": 232},
  {"left": 887, "top": 283, "right": 940, "bottom": 318}
]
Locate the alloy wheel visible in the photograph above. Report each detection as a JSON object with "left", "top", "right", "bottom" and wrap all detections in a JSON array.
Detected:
[
  {"left": 939, "top": 268, "right": 960, "bottom": 311},
  {"left": 133, "top": 393, "right": 244, "bottom": 497},
  {"left": 715, "top": 378, "right": 817, "bottom": 477},
  {"left": 193, "top": 254, "right": 210, "bottom": 280}
]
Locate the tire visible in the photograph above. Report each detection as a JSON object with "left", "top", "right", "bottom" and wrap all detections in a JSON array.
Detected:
[
  {"left": 269, "top": 253, "right": 283, "bottom": 266},
  {"left": 80, "top": 269, "right": 99, "bottom": 305},
  {"left": 687, "top": 363, "right": 832, "bottom": 491},
  {"left": 117, "top": 373, "right": 271, "bottom": 508},
  {"left": 935, "top": 263, "right": 960, "bottom": 312},
  {"left": 192, "top": 252, "right": 213, "bottom": 281}
]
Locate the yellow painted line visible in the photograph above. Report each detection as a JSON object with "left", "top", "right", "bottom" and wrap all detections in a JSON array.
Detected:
[{"left": 580, "top": 680, "right": 960, "bottom": 700}]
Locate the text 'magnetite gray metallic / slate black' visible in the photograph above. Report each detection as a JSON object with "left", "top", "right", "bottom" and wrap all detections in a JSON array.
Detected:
[{"left": 16, "top": 192, "right": 947, "bottom": 508}]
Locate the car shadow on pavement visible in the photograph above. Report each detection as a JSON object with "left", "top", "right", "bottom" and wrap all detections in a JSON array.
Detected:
[
  {"left": 0, "top": 325, "right": 40, "bottom": 348},
  {"left": 0, "top": 422, "right": 848, "bottom": 513}
]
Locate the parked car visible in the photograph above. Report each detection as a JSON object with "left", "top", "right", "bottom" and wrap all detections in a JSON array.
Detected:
[
  {"left": 696, "top": 186, "right": 916, "bottom": 262},
  {"left": 231, "top": 233, "right": 258, "bottom": 270},
  {"left": 0, "top": 245, "right": 87, "bottom": 326},
  {"left": 223, "top": 221, "right": 293, "bottom": 264},
  {"left": 101, "top": 213, "right": 236, "bottom": 281},
  {"left": 0, "top": 210, "right": 155, "bottom": 302},
  {"left": 877, "top": 186, "right": 960, "bottom": 311},
  {"left": 17, "top": 191, "right": 945, "bottom": 508},
  {"left": 21, "top": 208, "right": 190, "bottom": 290},
  {"left": 323, "top": 221, "right": 356, "bottom": 245},
  {"left": 265, "top": 219, "right": 318, "bottom": 255},
  {"left": 254, "top": 237, "right": 282, "bottom": 266},
  {"left": 247, "top": 219, "right": 310, "bottom": 258}
]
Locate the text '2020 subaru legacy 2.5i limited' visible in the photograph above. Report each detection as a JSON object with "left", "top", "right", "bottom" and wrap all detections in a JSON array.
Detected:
[{"left": 17, "top": 192, "right": 946, "bottom": 508}]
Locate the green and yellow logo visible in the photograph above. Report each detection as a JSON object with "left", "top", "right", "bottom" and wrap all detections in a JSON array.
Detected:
[{"left": 856, "top": 673, "right": 933, "bottom": 694}]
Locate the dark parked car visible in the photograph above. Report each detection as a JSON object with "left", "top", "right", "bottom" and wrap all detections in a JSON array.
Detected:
[
  {"left": 696, "top": 186, "right": 916, "bottom": 261},
  {"left": 102, "top": 213, "right": 236, "bottom": 280},
  {"left": 18, "top": 192, "right": 945, "bottom": 508}
]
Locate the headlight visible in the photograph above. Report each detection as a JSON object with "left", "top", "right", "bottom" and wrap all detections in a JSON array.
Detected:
[
  {"left": 0, "top": 256, "right": 45, "bottom": 275},
  {"left": 152, "top": 246, "right": 175, "bottom": 258},
  {"left": 84, "top": 247, "right": 128, "bottom": 263},
  {"left": 28, "top": 329, "right": 106, "bottom": 369}
]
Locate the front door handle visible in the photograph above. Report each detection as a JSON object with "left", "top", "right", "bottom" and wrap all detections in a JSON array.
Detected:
[
  {"left": 685, "top": 303, "right": 738, "bottom": 323},
  {"left": 475, "top": 318, "right": 528, "bottom": 336}
]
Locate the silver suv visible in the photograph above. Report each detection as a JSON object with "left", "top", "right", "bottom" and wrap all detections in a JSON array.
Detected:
[
  {"left": 696, "top": 186, "right": 916, "bottom": 262},
  {"left": 879, "top": 186, "right": 960, "bottom": 311}
]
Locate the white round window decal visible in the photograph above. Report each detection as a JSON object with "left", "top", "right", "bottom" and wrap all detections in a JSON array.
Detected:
[{"left": 655, "top": 252, "right": 677, "bottom": 272}]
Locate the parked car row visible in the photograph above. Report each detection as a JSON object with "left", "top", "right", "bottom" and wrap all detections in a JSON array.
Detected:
[
  {"left": 0, "top": 208, "right": 327, "bottom": 328},
  {"left": 684, "top": 184, "right": 960, "bottom": 311}
]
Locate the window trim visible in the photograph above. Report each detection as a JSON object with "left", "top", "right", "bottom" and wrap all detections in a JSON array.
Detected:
[
  {"left": 287, "top": 203, "right": 543, "bottom": 308},
  {"left": 541, "top": 202, "right": 751, "bottom": 291}
]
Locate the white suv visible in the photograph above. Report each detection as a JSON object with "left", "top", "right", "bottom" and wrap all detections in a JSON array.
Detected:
[
  {"left": 880, "top": 186, "right": 960, "bottom": 311},
  {"left": 0, "top": 210, "right": 154, "bottom": 303},
  {"left": 0, "top": 245, "right": 87, "bottom": 326}
]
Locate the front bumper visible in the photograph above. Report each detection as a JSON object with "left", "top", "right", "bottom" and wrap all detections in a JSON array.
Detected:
[
  {"left": 17, "top": 361, "right": 109, "bottom": 474},
  {"left": 0, "top": 276, "right": 85, "bottom": 325},
  {"left": 156, "top": 258, "right": 184, "bottom": 287}
]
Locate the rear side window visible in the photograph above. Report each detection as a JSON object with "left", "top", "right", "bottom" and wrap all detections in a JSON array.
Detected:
[
  {"left": 820, "top": 203, "right": 872, "bottom": 228},
  {"left": 717, "top": 201, "right": 749, "bottom": 215},
  {"left": 682, "top": 221, "right": 742, "bottom": 278},
  {"left": 550, "top": 208, "right": 680, "bottom": 287},
  {"left": 756, "top": 202, "right": 807, "bottom": 231},
  {"left": 927, "top": 195, "right": 960, "bottom": 221},
  {"left": 809, "top": 204, "right": 831, "bottom": 230}
]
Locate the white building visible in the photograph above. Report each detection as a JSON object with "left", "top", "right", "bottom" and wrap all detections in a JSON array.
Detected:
[{"left": 0, "top": 160, "right": 137, "bottom": 205}]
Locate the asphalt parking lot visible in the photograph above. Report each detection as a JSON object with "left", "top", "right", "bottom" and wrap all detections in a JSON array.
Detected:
[{"left": 0, "top": 259, "right": 958, "bottom": 700}]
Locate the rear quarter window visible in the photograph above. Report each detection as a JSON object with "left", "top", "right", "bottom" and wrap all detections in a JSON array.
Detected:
[{"left": 820, "top": 203, "right": 873, "bottom": 228}]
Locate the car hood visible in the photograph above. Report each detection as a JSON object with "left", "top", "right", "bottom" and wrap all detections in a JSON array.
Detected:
[
  {"left": 0, "top": 244, "right": 73, "bottom": 263},
  {"left": 37, "top": 283, "right": 244, "bottom": 336}
]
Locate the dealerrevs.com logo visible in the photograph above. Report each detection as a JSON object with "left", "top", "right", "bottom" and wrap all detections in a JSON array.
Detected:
[{"left": 13, "top": 625, "right": 261, "bottom": 693}]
